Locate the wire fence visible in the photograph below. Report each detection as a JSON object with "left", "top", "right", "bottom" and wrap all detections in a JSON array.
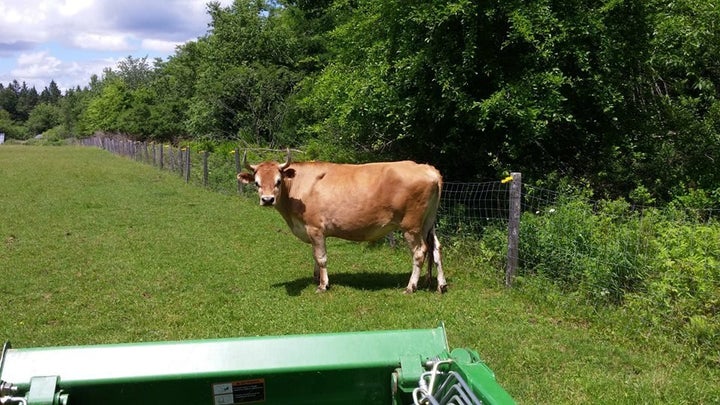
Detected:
[
  {"left": 80, "top": 135, "right": 719, "bottom": 291},
  {"left": 78, "top": 136, "right": 299, "bottom": 197}
]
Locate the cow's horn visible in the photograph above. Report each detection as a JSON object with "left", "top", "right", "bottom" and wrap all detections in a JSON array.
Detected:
[
  {"left": 279, "top": 147, "right": 291, "bottom": 170},
  {"left": 242, "top": 150, "right": 254, "bottom": 172}
]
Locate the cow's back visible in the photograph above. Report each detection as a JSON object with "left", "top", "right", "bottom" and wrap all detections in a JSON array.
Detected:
[{"left": 281, "top": 161, "right": 441, "bottom": 241}]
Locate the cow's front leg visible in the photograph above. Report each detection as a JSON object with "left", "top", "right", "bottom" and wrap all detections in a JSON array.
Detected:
[{"left": 308, "top": 229, "right": 329, "bottom": 292}]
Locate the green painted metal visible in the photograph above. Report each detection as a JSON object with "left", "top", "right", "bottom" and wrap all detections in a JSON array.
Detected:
[
  {"left": 446, "top": 349, "right": 516, "bottom": 404},
  {"left": 26, "top": 376, "right": 69, "bottom": 405},
  {"left": 0, "top": 326, "right": 515, "bottom": 405}
]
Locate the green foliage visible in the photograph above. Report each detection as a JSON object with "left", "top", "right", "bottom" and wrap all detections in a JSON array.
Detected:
[
  {"left": 39, "top": 80, "right": 62, "bottom": 104},
  {"left": 80, "top": 79, "right": 132, "bottom": 135},
  {"left": 25, "top": 103, "right": 62, "bottom": 135},
  {"left": 626, "top": 220, "right": 720, "bottom": 363},
  {"left": 42, "top": 124, "right": 74, "bottom": 140},
  {"left": 299, "top": 0, "right": 659, "bottom": 184},
  {"left": 0, "top": 108, "right": 29, "bottom": 140},
  {"left": 184, "top": 0, "right": 304, "bottom": 144},
  {"left": 507, "top": 191, "right": 720, "bottom": 361}
]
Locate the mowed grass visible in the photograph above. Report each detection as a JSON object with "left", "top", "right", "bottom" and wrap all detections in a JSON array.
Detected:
[{"left": 1, "top": 145, "right": 718, "bottom": 403}]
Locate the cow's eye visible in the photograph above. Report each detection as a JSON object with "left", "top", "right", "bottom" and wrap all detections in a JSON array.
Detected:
[
  {"left": 275, "top": 179, "right": 282, "bottom": 187},
  {"left": 254, "top": 181, "right": 260, "bottom": 188}
]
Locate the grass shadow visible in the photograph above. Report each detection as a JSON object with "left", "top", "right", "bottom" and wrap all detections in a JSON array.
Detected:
[
  {"left": 272, "top": 271, "right": 443, "bottom": 296},
  {"left": 272, "top": 276, "right": 315, "bottom": 296}
]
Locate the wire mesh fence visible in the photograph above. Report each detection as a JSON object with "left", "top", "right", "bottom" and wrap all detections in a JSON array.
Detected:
[{"left": 438, "top": 181, "right": 511, "bottom": 235}]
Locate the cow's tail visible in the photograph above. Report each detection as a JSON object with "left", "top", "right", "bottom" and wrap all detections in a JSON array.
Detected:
[
  {"left": 424, "top": 175, "right": 442, "bottom": 282},
  {"left": 425, "top": 225, "right": 436, "bottom": 279}
]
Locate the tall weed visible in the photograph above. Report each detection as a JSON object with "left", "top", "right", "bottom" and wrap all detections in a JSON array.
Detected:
[
  {"left": 519, "top": 195, "right": 652, "bottom": 303},
  {"left": 626, "top": 219, "right": 720, "bottom": 363},
  {"left": 510, "top": 194, "right": 719, "bottom": 362}
]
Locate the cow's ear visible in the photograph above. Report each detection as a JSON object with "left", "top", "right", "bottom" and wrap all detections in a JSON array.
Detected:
[
  {"left": 237, "top": 172, "right": 254, "bottom": 184},
  {"left": 282, "top": 168, "right": 296, "bottom": 179}
]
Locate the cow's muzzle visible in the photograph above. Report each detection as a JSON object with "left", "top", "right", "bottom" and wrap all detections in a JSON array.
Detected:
[{"left": 261, "top": 196, "right": 275, "bottom": 206}]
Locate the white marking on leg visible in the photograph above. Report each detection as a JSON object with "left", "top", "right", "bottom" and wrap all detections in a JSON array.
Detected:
[
  {"left": 431, "top": 230, "right": 447, "bottom": 293},
  {"left": 404, "top": 231, "right": 426, "bottom": 293}
]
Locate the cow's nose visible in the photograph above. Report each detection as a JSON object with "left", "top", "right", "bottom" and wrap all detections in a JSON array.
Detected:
[{"left": 261, "top": 196, "right": 275, "bottom": 206}]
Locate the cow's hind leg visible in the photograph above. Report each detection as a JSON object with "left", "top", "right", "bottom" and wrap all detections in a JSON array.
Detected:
[
  {"left": 428, "top": 227, "right": 447, "bottom": 293},
  {"left": 403, "top": 231, "right": 427, "bottom": 294}
]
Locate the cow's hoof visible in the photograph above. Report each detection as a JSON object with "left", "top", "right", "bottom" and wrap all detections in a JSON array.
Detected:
[
  {"left": 404, "top": 285, "right": 416, "bottom": 294},
  {"left": 437, "top": 284, "right": 448, "bottom": 294},
  {"left": 315, "top": 285, "right": 329, "bottom": 293}
]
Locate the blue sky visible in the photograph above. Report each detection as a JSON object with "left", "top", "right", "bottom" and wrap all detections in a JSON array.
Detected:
[{"left": 0, "top": 0, "right": 233, "bottom": 92}]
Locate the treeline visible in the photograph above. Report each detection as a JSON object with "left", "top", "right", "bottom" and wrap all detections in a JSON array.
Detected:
[
  {"left": 0, "top": 80, "right": 68, "bottom": 139},
  {"left": 2, "top": 0, "right": 719, "bottom": 206}
]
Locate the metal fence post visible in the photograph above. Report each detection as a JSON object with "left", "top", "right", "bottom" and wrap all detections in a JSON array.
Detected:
[
  {"left": 234, "top": 148, "right": 242, "bottom": 194},
  {"left": 506, "top": 172, "right": 521, "bottom": 287}
]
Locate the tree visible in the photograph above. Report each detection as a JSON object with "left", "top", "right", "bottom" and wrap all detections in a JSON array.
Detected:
[
  {"left": 301, "top": 0, "right": 656, "bottom": 186},
  {"left": 637, "top": 0, "right": 720, "bottom": 198},
  {"left": 26, "top": 103, "right": 62, "bottom": 135},
  {"left": 115, "top": 56, "right": 155, "bottom": 90},
  {"left": 143, "top": 42, "right": 203, "bottom": 141},
  {"left": 59, "top": 86, "right": 91, "bottom": 136},
  {"left": 186, "top": 0, "right": 303, "bottom": 144},
  {"left": 0, "top": 81, "right": 21, "bottom": 120},
  {"left": 80, "top": 79, "right": 132, "bottom": 134},
  {"left": 15, "top": 82, "right": 39, "bottom": 122},
  {"left": 40, "top": 80, "right": 62, "bottom": 105},
  {"left": 0, "top": 108, "right": 28, "bottom": 140}
]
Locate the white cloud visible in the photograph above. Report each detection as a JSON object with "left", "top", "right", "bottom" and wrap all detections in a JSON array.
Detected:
[
  {"left": 72, "top": 33, "right": 134, "bottom": 52},
  {"left": 0, "top": 0, "right": 236, "bottom": 90},
  {"left": 13, "top": 51, "right": 62, "bottom": 78},
  {"left": 0, "top": 49, "right": 119, "bottom": 91},
  {"left": 57, "top": 0, "right": 94, "bottom": 17},
  {"left": 141, "top": 39, "right": 183, "bottom": 54}
]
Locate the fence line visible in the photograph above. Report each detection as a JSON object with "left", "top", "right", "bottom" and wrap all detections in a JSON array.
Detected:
[{"left": 79, "top": 135, "right": 718, "bottom": 290}]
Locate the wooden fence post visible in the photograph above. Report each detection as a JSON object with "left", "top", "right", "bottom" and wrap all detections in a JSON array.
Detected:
[
  {"left": 185, "top": 148, "right": 191, "bottom": 183},
  {"left": 506, "top": 172, "right": 521, "bottom": 287},
  {"left": 179, "top": 148, "right": 185, "bottom": 178}
]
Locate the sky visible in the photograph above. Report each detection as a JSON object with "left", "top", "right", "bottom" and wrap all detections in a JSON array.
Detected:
[{"left": 0, "top": 0, "right": 234, "bottom": 92}]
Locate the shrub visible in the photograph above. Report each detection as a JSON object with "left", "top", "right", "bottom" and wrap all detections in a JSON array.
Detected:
[
  {"left": 626, "top": 220, "right": 720, "bottom": 363},
  {"left": 513, "top": 192, "right": 719, "bottom": 362},
  {"left": 516, "top": 194, "right": 652, "bottom": 303}
]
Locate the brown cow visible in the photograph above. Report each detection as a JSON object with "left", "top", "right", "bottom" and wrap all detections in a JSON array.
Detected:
[{"left": 238, "top": 150, "right": 447, "bottom": 294}]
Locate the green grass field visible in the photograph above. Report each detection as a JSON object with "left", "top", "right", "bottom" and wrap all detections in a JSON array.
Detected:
[{"left": 1, "top": 145, "right": 718, "bottom": 403}]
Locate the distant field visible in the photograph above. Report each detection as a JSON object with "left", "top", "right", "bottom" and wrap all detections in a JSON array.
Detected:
[{"left": 1, "top": 145, "right": 718, "bottom": 403}]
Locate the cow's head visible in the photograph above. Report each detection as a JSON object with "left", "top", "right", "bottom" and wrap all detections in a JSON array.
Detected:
[{"left": 237, "top": 149, "right": 292, "bottom": 206}]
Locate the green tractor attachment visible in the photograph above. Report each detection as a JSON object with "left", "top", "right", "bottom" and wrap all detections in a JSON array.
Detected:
[{"left": 1, "top": 324, "right": 514, "bottom": 404}]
